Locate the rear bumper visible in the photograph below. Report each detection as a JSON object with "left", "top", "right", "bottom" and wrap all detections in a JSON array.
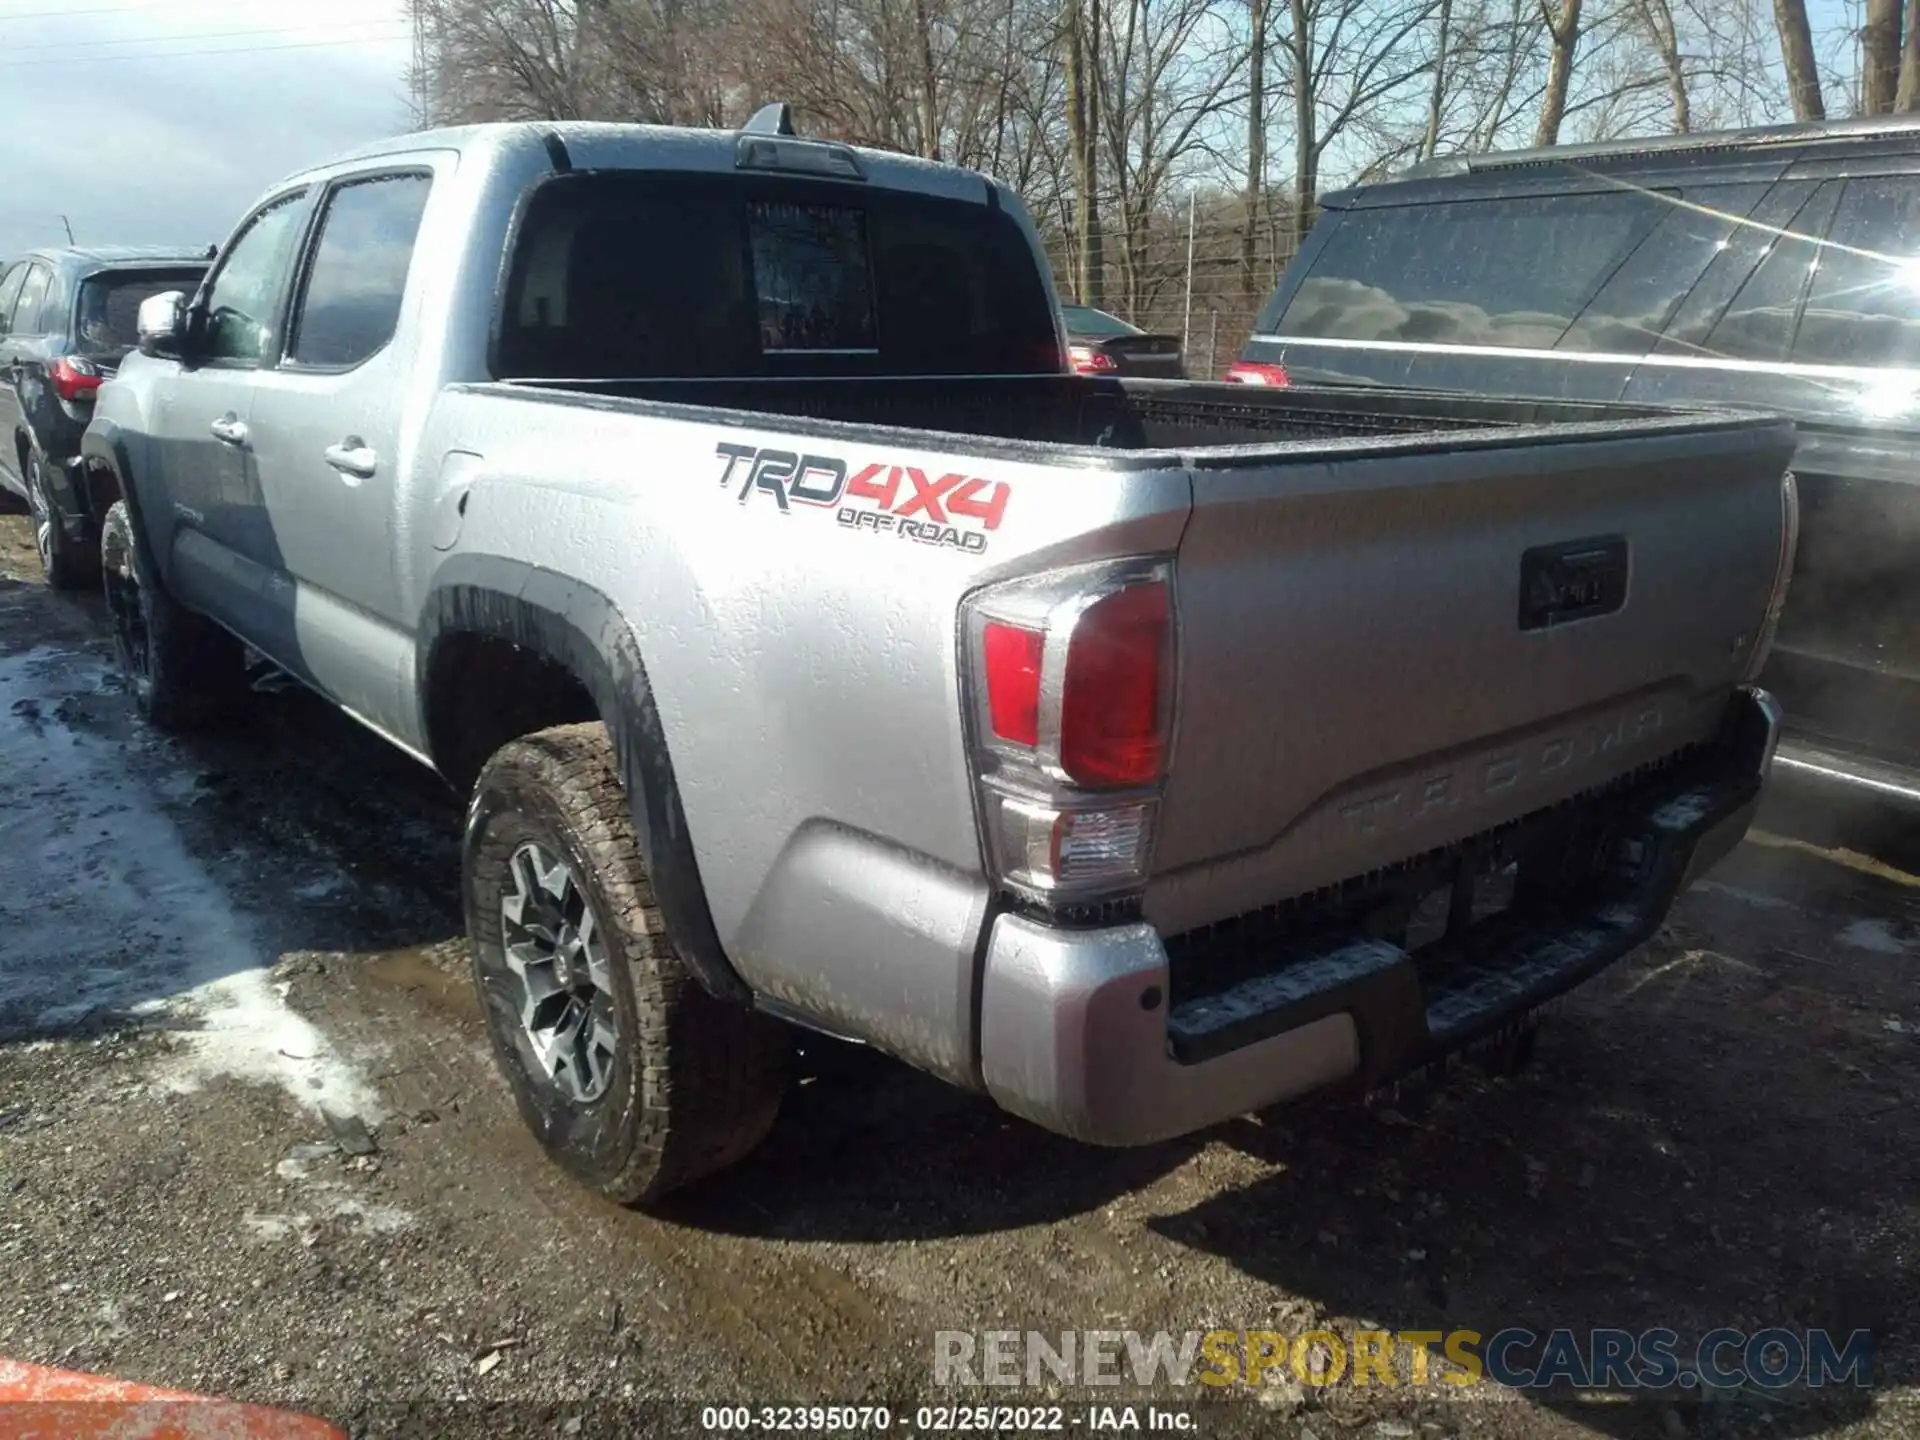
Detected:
[{"left": 978, "top": 686, "right": 1780, "bottom": 1146}]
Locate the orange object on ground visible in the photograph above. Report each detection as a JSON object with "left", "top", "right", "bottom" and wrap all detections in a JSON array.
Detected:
[{"left": 0, "top": 1360, "right": 346, "bottom": 1438}]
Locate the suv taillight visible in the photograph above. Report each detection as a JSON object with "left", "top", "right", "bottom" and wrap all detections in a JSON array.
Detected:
[
  {"left": 962, "top": 557, "right": 1176, "bottom": 904},
  {"left": 49, "top": 356, "right": 103, "bottom": 403}
]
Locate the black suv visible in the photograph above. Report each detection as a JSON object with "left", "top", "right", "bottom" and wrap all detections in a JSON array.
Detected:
[
  {"left": 1240, "top": 115, "right": 1920, "bottom": 806},
  {"left": 0, "top": 245, "right": 210, "bottom": 587}
]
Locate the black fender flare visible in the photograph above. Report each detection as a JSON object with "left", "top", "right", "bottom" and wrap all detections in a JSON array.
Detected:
[
  {"left": 418, "top": 554, "right": 753, "bottom": 1008},
  {"left": 79, "top": 419, "right": 162, "bottom": 579}
]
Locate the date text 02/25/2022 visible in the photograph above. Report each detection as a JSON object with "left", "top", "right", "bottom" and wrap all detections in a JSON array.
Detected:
[{"left": 697, "top": 1404, "right": 1197, "bottom": 1431}]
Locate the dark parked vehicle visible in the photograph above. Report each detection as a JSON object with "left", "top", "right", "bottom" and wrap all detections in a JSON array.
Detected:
[
  {"left": 1237, "top": 115, "right": 1920, "bottom": 806},
  {"left": 1061, "top": 302, "right": 1186, "bottom": 378},
  {"left": 0, "top": 245, "right": 210, "bottom": 586}
]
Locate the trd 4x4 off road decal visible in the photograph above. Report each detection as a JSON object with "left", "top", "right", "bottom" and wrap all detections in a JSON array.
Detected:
[{"left": 715, "top": 443, "right": 1008, "bottom": 554}]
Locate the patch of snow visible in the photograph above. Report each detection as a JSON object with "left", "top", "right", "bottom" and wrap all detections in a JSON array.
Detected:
[
  {"left": 1839, "top": 918, "right": 1911, "bottom": 956},
  {"left": 242, "top": 1213, "right": 298, "bottom": 1242},
  {"left": 154, "top": 966, "right": 379, "bottom": 1119},
  {"left": 246, "top": 1166, "right": 416, "bottom": 1244},
  {"left": 329, "top": 1196, "right": 415, "bottom": 1234},
  {"left": 0, "top": 647, "right": 380, "bottom": 1122}
]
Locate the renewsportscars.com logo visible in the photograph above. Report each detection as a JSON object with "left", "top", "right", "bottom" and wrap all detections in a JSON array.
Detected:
[
  {"left": 715, "top": 442, "right": 1010, "bottom": 554},
  {"left": 933, "top": 1327, "right": 1874, "bottom": 1393}
]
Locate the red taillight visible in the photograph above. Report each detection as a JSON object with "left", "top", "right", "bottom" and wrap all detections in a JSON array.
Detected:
[
  {"left": 964, "top": 558, "right": 1176, "bottom": 902},
  {"left": 1224, "top": 360, "right": 1290, "bottom": 386},
  {"left": 1068, "top": 345, "right": 1118, "bottom": 374},
  {"left": 982, "top": 620, "right": 1044, "bottom": 746},
  {"left": 49, "top": 356, "right": 102, "bottom": 403},
  {"left": 1059, "top": 581, "right": 1171, "bottom": 787}
]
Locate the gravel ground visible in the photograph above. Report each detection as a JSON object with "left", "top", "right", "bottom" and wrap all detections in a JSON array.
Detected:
[{"left": 1, "top": 506, "right": 1917, "bottom": 1440}]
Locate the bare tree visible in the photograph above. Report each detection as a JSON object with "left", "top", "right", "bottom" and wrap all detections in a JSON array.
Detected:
[
  {"left": 1420, "top": 0, "right": 1456, "bottom": 156},
  {"left": 1276, "top": 0, "right": 1440, "bottom": 251},
  {"left": 1770, "top": 0, "right": 1826, "bottom": 117},
  {"left": 1634, "top": 0, "right": 1691, "bottom": 129},
  {"left": 1095, "top": 0, "right": 1240, "bottom": 314},
  {"left": 1065, "top": 0, "right": 1104, "bottom": 303},
  {"left": 1534, "top": 0, "right": 1583, "bottom": 143},
  {"left": 1866, "top": 0, "right": 1903, "bottom": 111},
  {"left": 1899, "top": 0, "right": 1920, "bottom": 107},
  {"left": 1243, "top": 0, "right": 1269, "bottom": 296}
]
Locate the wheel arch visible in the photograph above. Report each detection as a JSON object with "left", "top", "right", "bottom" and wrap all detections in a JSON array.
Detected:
[
  {"left": 419, "top": 554, "right": 753, "bottom": 1008},
  {"left": 78, "top": 420, "right": 146, "bottom": 568}
]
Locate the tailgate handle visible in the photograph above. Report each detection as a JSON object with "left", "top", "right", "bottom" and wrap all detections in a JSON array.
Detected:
[{"left": 1518, "top": 535, "right": 1629, "bottom": 631}]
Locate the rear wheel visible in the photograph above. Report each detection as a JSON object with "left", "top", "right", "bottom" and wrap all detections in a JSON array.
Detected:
[
  {"left": 464, "top": 722, "right": 789, "bottom": 1204},
  {"left": 24, "top": 448, "right": 95, "bottom": 590},
  {"left": 99, "top": 500, "right": 246, "bottom": 730}
]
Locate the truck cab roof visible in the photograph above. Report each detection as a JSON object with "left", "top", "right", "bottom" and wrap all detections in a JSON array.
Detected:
[
  {"left": 10, "top": 244, "right": 213, "bottom": 275},
  {"left": 305, "top": 118, "right": 1007, "bottom": 209},
  {"left": 1327, "top": 112, "right": 1920, "bottom": 208}
]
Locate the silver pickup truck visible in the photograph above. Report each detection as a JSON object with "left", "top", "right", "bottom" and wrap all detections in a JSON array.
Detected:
[{"left": 83, "top": 109, "right": 1798, "bottom": 1203}]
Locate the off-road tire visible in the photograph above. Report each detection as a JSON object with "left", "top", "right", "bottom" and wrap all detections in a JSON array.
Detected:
[
  {"left": 99, "top": 500, "right": 247, "bottom": 730},
  {"left": 25, "top": 448, "right": 96, "bottom": 590},
  {"left": 464, "top": 722, "right": 789, "bottom": 1205}
]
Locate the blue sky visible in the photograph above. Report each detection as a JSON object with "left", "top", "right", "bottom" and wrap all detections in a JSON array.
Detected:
[
  {"left": 0, "top": 0, "right": 415, "bottom": 259},
  {"left": 0, "top": 0, "right": 1883, "bottom": 262}
]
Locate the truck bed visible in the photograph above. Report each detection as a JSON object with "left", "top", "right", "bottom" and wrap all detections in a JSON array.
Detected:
[
  {"left": 504, "top": 374, "right": 1713, "bottom": 459},
  {"left": 478, "top": 370, "right": 1793, "bottom": 945}
]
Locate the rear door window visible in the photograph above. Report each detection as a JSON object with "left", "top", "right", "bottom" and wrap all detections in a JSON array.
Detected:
[
  {"left": 1657, "top": 181, "right": 1836, "bottom": 357},
  {"left": 1560, "top": 184, "right": 1770, "bottom": 355},
  {"left": 10, "top": 264, "right": 52, "bottom": 337},
  {"left": 495, "top": 170, "right": 1059, "bottom": 379},
  {"left": 0, "top": 265, "right": 26, "bottom": 339},
  {"left": 1792, "top": 175, "right": 1920, "bottom": 368},
  {"left": 288, "top": 172, "right": 433, "bottom": 368},
  {"left": 1701, "top": 182, "right": 1840, "bottom": 361},
  {"left": 1265, "top": 188, "right": 1669, "bottom": 350}
]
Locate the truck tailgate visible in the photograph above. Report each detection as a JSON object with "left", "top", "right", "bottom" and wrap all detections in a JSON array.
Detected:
[{"left": 1148, "top": 416, "right": 1795, "bottom": 934}]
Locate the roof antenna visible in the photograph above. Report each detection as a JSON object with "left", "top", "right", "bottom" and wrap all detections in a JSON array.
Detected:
[
  {"left": 59, "top": 214, "right": 75, "bottom": 245},
  {"left": 742, "top": 102, "right": 797, "bottom": 137}
]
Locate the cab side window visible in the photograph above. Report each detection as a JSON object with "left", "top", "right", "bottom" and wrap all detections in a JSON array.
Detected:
[
  {"left": 9, "top": 264, "right": 53, "bottom": 338},
  {"left": 1793, "top": 175, "right": 1920, "bottom": 368},
  {"left": 200, "top": 191, "right": 309, "bottom": 364},
  {"left": 0, "top": 265, "right": 25, "bottom": 339},
  {"left": 287, "top": 172, "right": 433, "bottom": 369}
]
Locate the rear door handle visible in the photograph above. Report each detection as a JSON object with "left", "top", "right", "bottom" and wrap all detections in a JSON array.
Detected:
[
  {"left": 209, "top": 415, "right": 248, "bottom": 446},
  {"left": 323, "top": 439, "right": 377, "bottom": 480}
]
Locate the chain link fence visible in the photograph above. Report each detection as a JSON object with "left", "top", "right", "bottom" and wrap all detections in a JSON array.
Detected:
[{"left": 1034, "top": 193, "right": 1309, "bottom": 378}]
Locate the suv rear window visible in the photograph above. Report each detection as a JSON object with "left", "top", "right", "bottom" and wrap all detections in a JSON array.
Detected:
[
  {"left": 77, "top": 268, "right": 206, "bottom": 353},
  {"left": 1265, "top": 189, "right": 1670, "bottom": 350},
  {"left": 496, "top": 170, "right": 1058, "bottom": 379}
]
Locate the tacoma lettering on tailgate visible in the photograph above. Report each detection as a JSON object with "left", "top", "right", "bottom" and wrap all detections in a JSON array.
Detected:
[
  {"left": 715, "top": 442, "right": 1008, "bottom": 553},
  {"left": 1338, "top": 703, "right": 1668, "bottom": 840}
]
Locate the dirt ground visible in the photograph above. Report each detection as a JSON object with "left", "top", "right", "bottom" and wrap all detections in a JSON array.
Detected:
[{"left": 1, "top": 504, "right": 1917, "bottom": 1440}]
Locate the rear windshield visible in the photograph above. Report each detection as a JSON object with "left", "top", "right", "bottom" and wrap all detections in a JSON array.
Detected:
[
  {"left": 495, "top": 170, "right": 1059, "bottom": 379},
  {"left": 76, "top": 268, "right": 205, "bottom": 352},
  {"left": 1062, "top": 305, "right": 1141, "bottom": 337},
  {"left": 1263, "top": 189, "right": 1671, "bottom": 350}
]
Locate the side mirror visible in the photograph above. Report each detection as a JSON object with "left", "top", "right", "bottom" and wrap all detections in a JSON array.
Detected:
[{"left": 136, "top": 291, "right": 187, "bottom": 359}]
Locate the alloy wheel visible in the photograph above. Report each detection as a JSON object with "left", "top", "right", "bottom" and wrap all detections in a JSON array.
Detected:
[{"left": 500, "top": 841, "right": 619, "bottom": 1104}]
